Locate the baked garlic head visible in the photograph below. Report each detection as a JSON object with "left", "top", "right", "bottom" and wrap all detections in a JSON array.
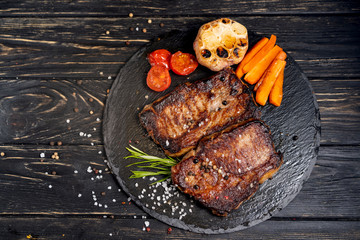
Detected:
[{"left": 193, "top": 18, "right": 248, "bottom": 71}]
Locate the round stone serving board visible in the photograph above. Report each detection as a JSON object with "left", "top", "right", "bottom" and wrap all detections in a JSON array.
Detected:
[{"left": 103, "top": 30, "right": 321, "bottom": 234}]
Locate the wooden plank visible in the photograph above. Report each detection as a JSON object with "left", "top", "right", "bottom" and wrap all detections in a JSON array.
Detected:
[
  {"left": 1, "top": 0, "right": 359, "bottom": 16},
  {"left": 0, "top": 16, "right": 359, "bottom": 78},
  {"left": 277, "top": 146, "right": 360, "bottom": 218},
  {"left": 0, "top": 79, "right": 111, "bottom": 145},
  {"left": 0, "top": 78, "right": 358, "bottom": 145},
  {"left": 0, "top": 145, "right": 359, "bottom": 218},
  {"left": 0, "top": 217, "right": 359, "bottom": 239},
  {"left": 312, "top": 79, "right": 360, "bottom": 145},
  {"left": 0, "top": 144, "right": 145, "bottom": 216}
]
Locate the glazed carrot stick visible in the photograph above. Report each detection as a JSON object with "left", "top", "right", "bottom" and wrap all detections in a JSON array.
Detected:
[
  {"left": 255, "top": 59, "right": 286, "bottom": 106},
  {"left": 235, "top": 37, "right": 269, "bottom": 79},
  {"left": 269, "top": 65, "right": 285, "bottom": 107},
  {"left": 242, "top": 34, "right": 276, "bottom": 74},
  {"left": 254, "top": 72, "right": 266, "bottom": 91},
  {"left": 276, "top": 51, "right": 287, "bottom": 61},
  {"left": 244, "top": 45, "right": 282, "bottom": 84},
  {"left": 254, "top": 50, "right": 287, "bottom": 91}
]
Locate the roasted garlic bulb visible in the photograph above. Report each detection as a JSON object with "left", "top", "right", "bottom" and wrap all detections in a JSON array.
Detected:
[{"left": 193, "top": 18, "right": 248, "bottom": 71}]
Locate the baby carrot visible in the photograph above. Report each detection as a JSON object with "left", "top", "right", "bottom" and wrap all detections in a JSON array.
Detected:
[
  {"left": 242, "top": 34, "right": 276, "bottom": 74},
  {"left": 254, "top": 50, "right": 287, "bottom": 91},
  {"left": 254, "top": 73, "right": 265, "bottom": 92},
  {"left": 244, "top": 45, "right": 282, "bottom": 84},
  {"left": 256, "top": 59, "right": 286, "bottom": 106},
  {"left": 269, "top": 66, "right": 285, "bottom": 107},
  {"left": 235, "top": 37, "right": 269, "bottom": 79}
]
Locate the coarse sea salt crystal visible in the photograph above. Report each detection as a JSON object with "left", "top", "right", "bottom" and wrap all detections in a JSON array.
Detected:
[
  {"left": 144, "top": 221, "right": 150, "bottom": 227},
  {"left": 40, "top": 153, "right": 45, "bottom": 158}
]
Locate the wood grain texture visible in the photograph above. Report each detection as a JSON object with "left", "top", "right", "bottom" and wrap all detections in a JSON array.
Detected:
[
  {"left": 0, "top": 16, "right": 359, "bottom": 78},
  {"left": 0, "top": 145, "right": 358, "bottom": 218},
  {"left": 0, "top": 78, "right": 358, "bottom": 145},
  {"left": 1, "top": 217, "right": 359, "bottom": 240},
  {"left": 0, "top": 144, "right": 145, "bottom": 216},
  {"left": 1, "top": 0, "right": 360, "bottom": 16}
]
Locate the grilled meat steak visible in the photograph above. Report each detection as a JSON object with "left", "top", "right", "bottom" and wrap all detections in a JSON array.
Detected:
[
  {"left": 171, "top": 120, "right": 282, "bottom": 216},
  {"left": 139, "top": 68, "right": 260, "bottom": 157}
]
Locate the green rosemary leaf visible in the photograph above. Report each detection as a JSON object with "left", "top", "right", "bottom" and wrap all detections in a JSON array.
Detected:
[{"left": 125, "top": 145, "right": 179, "bottom": 183}]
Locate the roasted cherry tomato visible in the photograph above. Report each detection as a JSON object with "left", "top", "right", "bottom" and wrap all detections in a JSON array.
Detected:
[
  {"left": 170, "top": 51, "right": 198, "bottom": 76},
  {"left": 146, "top": 65, "right": 171, "bottom": 92},
  {"left": 148, "top": 49, "right": 172, "bottom": 69}
]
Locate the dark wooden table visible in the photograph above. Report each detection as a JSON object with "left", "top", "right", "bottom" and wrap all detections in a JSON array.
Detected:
[{"left": 1, "top": 1, "right": 360, "bottom": 239}]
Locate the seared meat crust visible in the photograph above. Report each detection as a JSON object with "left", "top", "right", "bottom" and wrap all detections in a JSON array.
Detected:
[
  {"left": 139, "top": 68, "right": 259, "bottom": 157},
  {"left": 171, "top": 120, "right": 282, "bottom": 216}
]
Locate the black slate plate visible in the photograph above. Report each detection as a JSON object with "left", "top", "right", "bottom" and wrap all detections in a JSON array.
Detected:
[{"left": 103, "top": 30, "right": 320, "bottom": 234}]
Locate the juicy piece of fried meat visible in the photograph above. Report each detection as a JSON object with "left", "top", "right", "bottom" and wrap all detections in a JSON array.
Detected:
[
  {"left": 171, "top": 120, "right": 282, "bottom": 216},
  {"left": 139, "top": 68, "right": 260, "bottom": 157}
]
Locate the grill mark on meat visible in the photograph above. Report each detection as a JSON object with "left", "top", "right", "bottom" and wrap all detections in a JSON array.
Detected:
[
  {"left": 171, "top": 120, "right": 282, "bottom": 216},
  {"left": 139, "top": 68, "right": 260, "bottom": 157}
]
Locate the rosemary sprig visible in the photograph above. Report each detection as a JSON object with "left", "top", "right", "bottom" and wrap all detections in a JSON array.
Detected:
[{"left": 125, "top": 145, "right": 178, "bottom": 184}]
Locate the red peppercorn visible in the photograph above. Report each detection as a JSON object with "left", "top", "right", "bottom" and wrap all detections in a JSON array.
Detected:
[
  {"left": 216, "top": 196, "right": 219, "bottom": 200},
  {"left": 146, "top": 227, "right": 150, "bottom": 232},
  {"left": 225, "top": 196, "right": 229, "bottom": 200},
  {"left": 167, "top": 227, "right": 172, "bottom": 234}
]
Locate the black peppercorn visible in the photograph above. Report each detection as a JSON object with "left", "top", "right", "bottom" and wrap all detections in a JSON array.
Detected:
[
  {"left": 193, "top": 158, "right": 199, "bottom": 164},
  {"left": 194, "top": 185, "right": 199, "bottom": 190},
  {"left": 220, "top": 76, "right": 225, "bottom": 81},
  {"left": 222, "top": 100, "right": 227, "bottom": 105},
  {"left": 224, "top": 175, "right": 229, "bottom": 180}
]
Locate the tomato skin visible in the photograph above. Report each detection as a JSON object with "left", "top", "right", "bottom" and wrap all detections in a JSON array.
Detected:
[
  {"left": 170, "top": 51, "right": 198, "bottom": 76},
  {"left": 148, "top": 49, "right": 172, "bottom": 69},
  {"left": 146, "top": 65, "right": 171, "bottom": 92}
]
